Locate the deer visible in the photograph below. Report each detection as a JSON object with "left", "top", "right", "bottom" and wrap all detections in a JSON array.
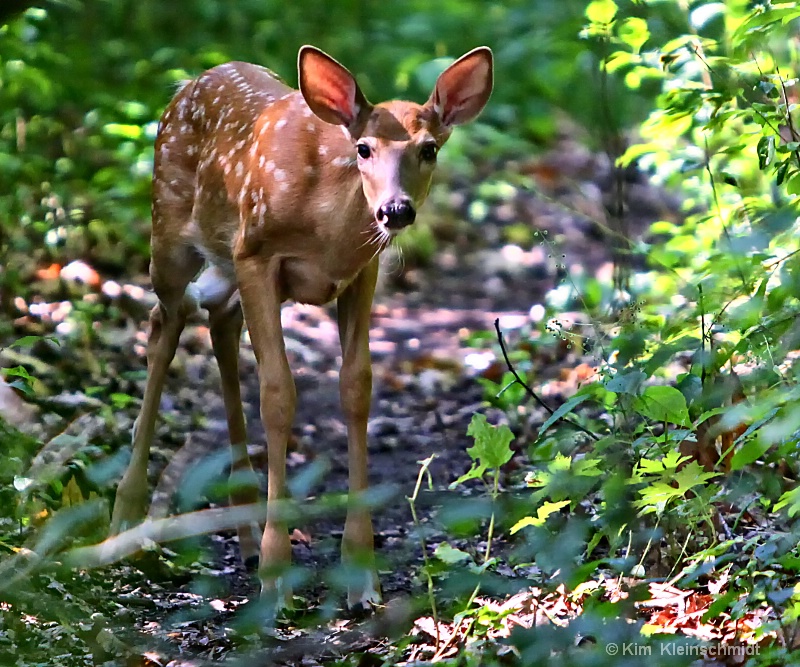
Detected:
[{"left": 109, "top": 45, "right": 493, "bottom": 609}]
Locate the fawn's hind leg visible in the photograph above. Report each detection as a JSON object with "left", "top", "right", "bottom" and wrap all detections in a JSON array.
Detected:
[{"left": 110, "top": 242, "right": 202, "bottom": 534}]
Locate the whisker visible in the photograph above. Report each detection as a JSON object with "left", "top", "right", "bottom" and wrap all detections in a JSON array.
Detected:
[
  {"left": 357, "top": 224, "right": 383, "bottom": 251},
  {"left": 357, "top": 235, "right": 375, "bottom": 251},
  {"left": 369, "top": 230, "right": 390, "bottom": 263},
  {"left": 394, "top": 239, "right": 406, "bottom": 272}
]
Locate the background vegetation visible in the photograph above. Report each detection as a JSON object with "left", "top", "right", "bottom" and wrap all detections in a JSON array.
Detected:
[{"left": 2, "top": 0, "right": 800, "bottom": 665}]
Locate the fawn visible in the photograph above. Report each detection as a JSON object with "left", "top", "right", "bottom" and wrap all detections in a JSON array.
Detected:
[{"left": 110, "top": 45, "right": 493, "bottom": 609}]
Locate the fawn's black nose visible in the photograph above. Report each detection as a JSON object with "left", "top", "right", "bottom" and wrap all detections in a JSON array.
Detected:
[{"left": 378, "top": 199, "right": 416, "bottom": 230}]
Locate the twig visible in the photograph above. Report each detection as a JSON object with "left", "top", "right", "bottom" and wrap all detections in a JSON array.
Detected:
[
  {"left": 494, "top": 319, "right": 553, "bottom": 414},
  {"left": 432, "top": 616, "right": 465, "bottom": 661},
  {"left": 65, "top": 502, "right": 268, "bottom": 567},
  {"left": 494, "top": 319, "right": 599, "bottom": 442},
  {"left": 598, "top": 34, "right": 630, "bottom": 294}
]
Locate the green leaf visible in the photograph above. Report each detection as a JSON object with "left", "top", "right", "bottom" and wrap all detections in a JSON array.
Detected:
[
  {"left": 633, "top": 385, "right": 690, "bottom": 426},
  {"left": 776, "top": 160, "right": 790, "bottom": 185},
  {"left": 586, "top": 0, "right": 617, "bottom": 24},
  {"left": 606, "top": 51, "right": 638, "bottom": 73},
  {"left": 450, "top": 414, "right": 514, "bottom": 488},
  {"left": 451, "top": 461, "right": 487, "bottom": 487},
  {"left": 510, "top": 500, "right": 571, "bottom": 533},
  {"left": 634, "top": 481, "right": 682, "bottom": 513},
  {"left": 774, "top": 487, "right": 800, "bottom": 516},
  {"left": 731, "top": 408, "right": 778, "bottom": 449},
  {"left": 4, "top": 366, "right": 35, "bottom": 395},
  {"left": 4, "top": 366, "right": 33, "bottom": 382},
  {"left": 103, "top": 123, "right": 143, "bottom": 140},
  {"left": 634, "top": 461, "right": 715, "bottom": 515},
  {"left": 110, "top": 393, "right": 137, "bottom": 408},
  {"left": 695, "top": 407, "right": 728, "bottom": 427},
  {"left": 465, "top": 413, "right": 514, "bottom": 470},
  {"left": 757, "top": 135, "right": 776, "bottom": 170},
  {"left": 7, "top": 380, "right": 34, "bottom": 396},
  {"left": 732, "top": 7, "right": 800, "bottom": 48},
  {"left": 605, "top": 369, "right": 646, "bottom": 395},
  {"left": 787, "top": 173, "right": 800, "bottom": 195},
  {"left": 730, "top": 437, "right": 771, "bottom": 471},
  {"left": 672, "top": 462, "right": 717, "bottom": 493},
  {"left": 632, "top": 450, "right": 689, "bottom": 480},
  {"left": 618, "top": 17, "right": 649, "bottom": 53},
  {"left": 8, "top": 335, "right": 51, "bottom": 349},
  {"left": 644, "top": 338, "right": 701, "bottom": 377},
  {"left": 434, "top": 543, "right": 473, "bottom": 564},
  {"left": 538, "top": 393, "right": 590, "bottom": 436},
  {"left": 573, "top": 456, "right": 604, "bottom": 477},
  {"left": 703, "top": 590, "right": 739, "bottom": 623}
]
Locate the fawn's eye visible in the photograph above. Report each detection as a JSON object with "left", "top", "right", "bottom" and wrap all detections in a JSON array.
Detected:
[
  {"left": 420, "top": 142, "right": 438, "bottom": 162},
  {"left": 356, "top": 143, "right": 372, "bottom": 159}
]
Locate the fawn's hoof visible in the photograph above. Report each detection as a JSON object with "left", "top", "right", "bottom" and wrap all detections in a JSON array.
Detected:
[
  {"left": 347, "top": 573, "right": 382, "bottom": 614},
  {"left": 109, "top": 499, "right": 147, "bottom": 536},
  {"left": 259, "top": 576, "right": 294, "bottom": 611}
]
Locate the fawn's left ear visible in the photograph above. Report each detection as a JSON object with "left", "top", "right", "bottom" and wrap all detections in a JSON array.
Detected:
[{"left": 427, "top": 47, "right": 493, "bottom": 128}]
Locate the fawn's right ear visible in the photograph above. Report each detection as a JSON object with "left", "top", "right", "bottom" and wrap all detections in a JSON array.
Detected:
[{"left": 298, "top": 46, "right": 372, "bottom": 137}]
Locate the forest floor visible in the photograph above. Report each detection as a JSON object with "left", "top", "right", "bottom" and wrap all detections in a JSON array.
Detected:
[{"left": 1, "top": 137, "right": 686, "bottom": 666}]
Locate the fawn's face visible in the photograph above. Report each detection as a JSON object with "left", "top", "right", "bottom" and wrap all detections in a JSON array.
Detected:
[
  {"left": 351, "top": 102, "right": 449, "bottom": 235},
  {"left": 299, "top": 45, "right": 493, "bottom": 236}
]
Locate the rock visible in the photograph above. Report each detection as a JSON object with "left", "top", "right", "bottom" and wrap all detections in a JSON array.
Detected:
[{"left": 0, "top": 380, "right": 39, "bottom": 430}]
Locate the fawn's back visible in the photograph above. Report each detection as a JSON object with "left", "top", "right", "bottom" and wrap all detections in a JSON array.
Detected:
[{"left": 152, "top": 58, "right": 457, "bottom": 306}]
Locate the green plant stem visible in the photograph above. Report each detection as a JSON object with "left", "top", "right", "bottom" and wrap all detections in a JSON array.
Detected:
[
  {"left": 407, "top": 455, "right": 439, "bottom": 648},
  {"left": 464, "top": 467, "right": 500, "bottom": 613},
  {"left": 702, "top": 136, "right": 748, "bottom": 289},
  {"left": 637, "top": 519, "right": 657, "bottom": 575},
  {"left": 434, "top": 467, "right": 502, "bottom": 662},
  {"left": 484, "top": 468, "right": 500, "bottom": 566}
]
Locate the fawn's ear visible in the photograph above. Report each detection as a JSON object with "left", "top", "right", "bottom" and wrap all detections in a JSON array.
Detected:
[
  {"left": 427, "top": 47, "right": 493, "bottom": 127},
  {"left": 298, "top": 46, "right": 372, "bottom": 136}
]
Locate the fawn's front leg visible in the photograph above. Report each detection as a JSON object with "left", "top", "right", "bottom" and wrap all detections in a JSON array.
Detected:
[
  {"left": 336, "top": 258, "right": 381, "bottom": 610},
  {"left": 235, "top": 254, "right": 295, "bottom": 606}
]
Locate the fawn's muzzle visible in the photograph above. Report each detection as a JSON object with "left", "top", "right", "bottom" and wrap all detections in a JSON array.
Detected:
[{"left": 378, "top": 199, "right": 416, "bottom": 230}]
